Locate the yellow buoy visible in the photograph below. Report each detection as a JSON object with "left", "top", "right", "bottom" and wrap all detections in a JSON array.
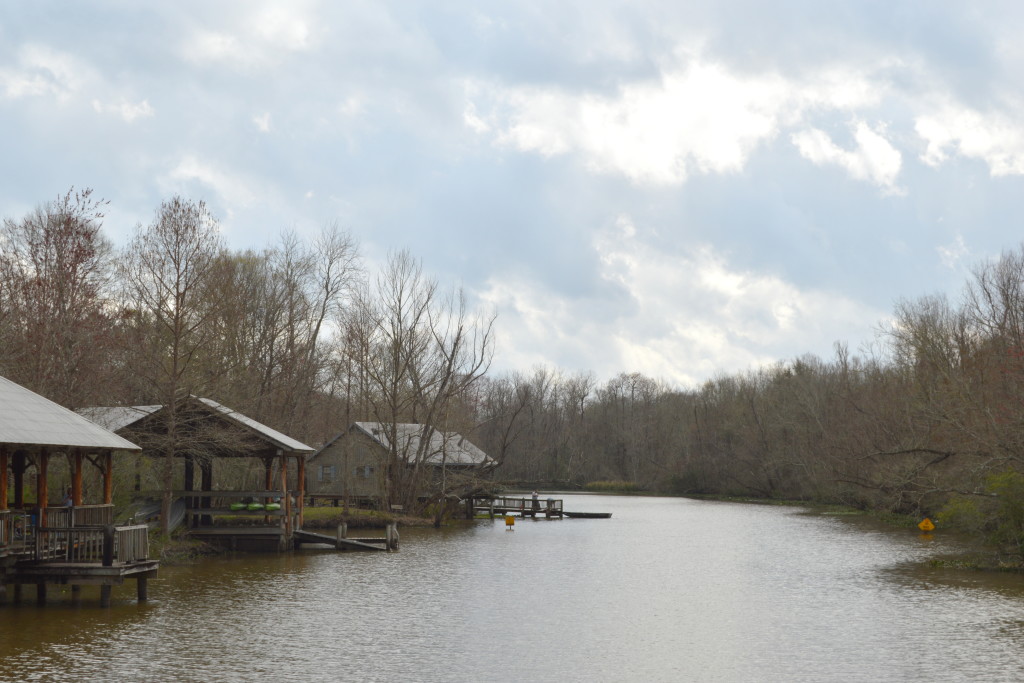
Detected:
[
  {"left": 505, "top": 515, "right": 515, "bottom": 528},
  {"left": 918, "top": 518, "right": 935, "bottom": 532}
]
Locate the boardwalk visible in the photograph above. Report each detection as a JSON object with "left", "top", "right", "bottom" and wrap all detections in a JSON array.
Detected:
[{"left": 476, "top": 496, "right": 565, "bottom": 519}]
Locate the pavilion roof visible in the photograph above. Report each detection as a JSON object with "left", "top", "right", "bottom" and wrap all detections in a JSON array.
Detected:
[
  {"left": 0, "top": 375, "right": 141, "bottom": 451},
  {"left": 79, "top": 397, "right": 313, "bottom": 454}
]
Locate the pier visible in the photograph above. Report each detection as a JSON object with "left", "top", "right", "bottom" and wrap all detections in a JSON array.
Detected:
[
  {"left": 1, "top": 506, "right": 157, "bottom": 607},
  {"left": 474, "top": 496, "right": 565, "bottom": 519}
]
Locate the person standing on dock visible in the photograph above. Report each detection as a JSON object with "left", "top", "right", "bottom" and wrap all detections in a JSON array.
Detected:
[{"left": 532, "top": 491, "right": 539, "bottom": 512}]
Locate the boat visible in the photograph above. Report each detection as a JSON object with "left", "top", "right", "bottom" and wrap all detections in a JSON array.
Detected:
[{"left": 564, "top": 511, "right": 612, "bottom": 519}]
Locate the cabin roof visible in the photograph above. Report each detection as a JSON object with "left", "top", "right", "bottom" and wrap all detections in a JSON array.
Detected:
[
  {"left": 314, "top": 422, "right": 495, "bottom": 467},
  {"left": 0, "top": 375, "right": 141, "bottom": 451},
  {"left": 78, "top": 397, "right": 314, "bottom": 454}
]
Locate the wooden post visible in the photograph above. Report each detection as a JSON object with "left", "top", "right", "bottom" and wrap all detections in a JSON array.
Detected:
[
  {"left": 13, "top": 451, "right": 25, "bottom": 508},
  {"left": 201, "top": 461, "right": 213, "bottom": 527},
  {"left": 37, "top": 448, "right": 48, "bottom": 527},
  {"left": 103, "top": 451, "right": 113, "bottom": 505},
  {"left": 36, "top": 581, "right": 47, "bottom": 605},
  {"left": 137, "top": 577, "right": 148, "bottom": 602},
  {"left": 0, "top": 445, "right": 8, "bottom": 511},
  {"left": 264, "top": 458, "right": 273, "bottom": 502},
  {"left": 297, "top": 454, "right": 305, "bottom": 529},
  {"left": 183, "top": 454, "right": 194, "bottom": 529},
  {"left": 100, "top": 585, "right": 112, "bottom": 608},
  {"left": 280, "top": 452, "right": 291, "bottom": 537},
  {"left": 72, "top": 449, "right": 83, "bottom": 506},
  {"left": 386, "top": 523, "right": 399, "bottom": 550}
]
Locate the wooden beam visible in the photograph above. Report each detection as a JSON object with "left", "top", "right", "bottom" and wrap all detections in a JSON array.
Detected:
[
  {"left": 297, "top": 454, "right": 305, "bottom": 528},
  {"left": 103, "top": 451, "right": 113, "bottom": 504},
  {"left": 264, "top": 458, "right": 273, "bottom": 503},
  {"left": 280, "top": 452, "right": 291, "bottom": 536},
  {"left": 38, "top": 447, "right": 49, "bottom": 525},
  {"left": 13, "top": 451, "right": 25, "bottom": 508},
  {"left": 72, "top": 449, "right": 83, "bottom": 506},
  {"left": 0, "top": 445, "right": 7, "bottom": 510}
]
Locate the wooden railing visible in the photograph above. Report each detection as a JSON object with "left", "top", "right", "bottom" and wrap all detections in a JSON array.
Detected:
[
  {"left": 0, "top": 511, "right": 33, "bottom": 550},
  {"left": 115, "top": 525, "right": 150, "bottom": 564},
  {"left": 489, "top": 496, "right": 563, "bottom": 513},
  {"left": 73, "top": 504, "right": 115, "bottom": 526},
  {"left": 32, "top": 524, "right": 149, "bottom": 564},
  {"left": 35, "top": 526, "right": 105, "bottom": 562}
]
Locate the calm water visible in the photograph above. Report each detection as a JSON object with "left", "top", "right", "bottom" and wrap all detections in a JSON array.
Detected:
[{"left": 3, "top": 495, "right": 1024, "bottom": 682}]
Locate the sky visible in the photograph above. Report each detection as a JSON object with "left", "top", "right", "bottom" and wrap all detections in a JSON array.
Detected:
[{"left": 3, "top": 1, "right": 1024, "bottom": 389}]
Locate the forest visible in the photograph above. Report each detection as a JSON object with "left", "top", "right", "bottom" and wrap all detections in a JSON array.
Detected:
[{"left": 3, "top": 189, "right": 1024, "bottom": 551}]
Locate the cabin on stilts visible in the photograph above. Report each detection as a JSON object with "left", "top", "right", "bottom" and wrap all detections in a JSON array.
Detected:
[
  {"left": 80, "top": 397, "right": 314, "bottom": 552},
  {"left": 0, "top": 375, "right": 155, "bottom": 608}
]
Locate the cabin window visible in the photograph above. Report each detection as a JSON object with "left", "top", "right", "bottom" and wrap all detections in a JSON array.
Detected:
[
  {"left": 318, "top": 465, "right": 336, "bottom": 483},
  {"left": 354, "top": 465, "right": 375, "bottom": 478}
]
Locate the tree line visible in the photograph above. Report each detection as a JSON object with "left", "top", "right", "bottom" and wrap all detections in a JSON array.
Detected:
[
  {"left": 0, "top": 189, "right": 493, "bottom": 515},
  {"left": 4, "top": 189, "right": 1024, "bottom": 550}
]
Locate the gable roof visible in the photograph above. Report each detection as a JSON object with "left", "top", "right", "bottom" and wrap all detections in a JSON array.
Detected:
[
  {"left": 315, "top": 422, "right": 495, "bottom": 467},
  {"left": 78, "top": 397, "right": 314, "bottom": 454},
  {"left": 0, "top": 375, "right": 141, "bottom": 451}
]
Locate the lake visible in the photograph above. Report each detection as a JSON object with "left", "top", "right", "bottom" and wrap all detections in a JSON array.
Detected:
[{"left": 3, "top": 494, "right": 1024, "bottom": 682}]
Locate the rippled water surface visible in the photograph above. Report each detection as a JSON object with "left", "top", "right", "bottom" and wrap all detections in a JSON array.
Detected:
[{"left": 3, "top": 495, "right": 1024, "bottom": 682}]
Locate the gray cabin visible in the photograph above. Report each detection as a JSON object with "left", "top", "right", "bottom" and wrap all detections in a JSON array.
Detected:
[{"left": 307, "top": 422, "right": 496, "bottom": 506}]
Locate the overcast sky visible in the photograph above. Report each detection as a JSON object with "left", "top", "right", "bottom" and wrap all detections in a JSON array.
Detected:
[{"left": 3, "top": 1, "right": 1024, "bottom": 388}]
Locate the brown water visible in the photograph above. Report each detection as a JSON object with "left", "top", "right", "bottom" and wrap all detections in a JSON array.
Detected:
[{"left": 2, "top": 495, "right": 1024, "bottom": 682}]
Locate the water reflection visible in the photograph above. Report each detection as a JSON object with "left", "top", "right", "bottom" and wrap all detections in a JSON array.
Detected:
[{"left": 3, "top": 495, "right": 1024, "bottom": 682}]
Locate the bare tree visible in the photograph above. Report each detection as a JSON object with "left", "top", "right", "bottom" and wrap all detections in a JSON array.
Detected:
[
  {"left": 345, "top": 250, "right": 495, "bottom": 511},
  {"left": 0, "top": 188, "right": 115, "bottom": 407},
  {"left": 120, "top": 196, "right": 226, "bottom": 534}
]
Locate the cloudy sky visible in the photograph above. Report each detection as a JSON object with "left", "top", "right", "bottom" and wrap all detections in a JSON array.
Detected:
[{"left": 3, "top": 1, "right": 1023, "bottom": 388}]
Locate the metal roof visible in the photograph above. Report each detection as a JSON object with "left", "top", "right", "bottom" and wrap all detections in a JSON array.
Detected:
[
  {"left": 77, "top": 405, "right": 162, "bottom": 433},
  {"left": 196, "top": 398, "right": 314, "bottom": 453},
  {"left": 341, "top": 422, "right": 495, "bottom": 467},
  {"left": 77, "top": 397, "right": 314, "bottom": 454},
  {"left": 0, "top": 375, "right": 141, "bottom": 451}
]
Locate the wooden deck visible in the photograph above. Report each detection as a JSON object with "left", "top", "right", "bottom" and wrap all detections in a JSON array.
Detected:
[
  {"left": 475, "top": 497, "right": 565, "bottom": 518},
  {"left": 0, "top": 515, "right": 157, "bottom": 607}
]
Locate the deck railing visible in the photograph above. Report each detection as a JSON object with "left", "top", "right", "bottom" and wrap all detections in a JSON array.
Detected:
[
  {"left": 31, "top": 524, "right": 150, "bottom": 564},
  {"left": 115, "top": 525, "right": 150, "bottom": 564},
  {"left": 0, "top": 511, "right": 33, "bottom": 550},
  {"left": 489, "top": 496, "right": 563, "bottom": 513},
  {"left": 73, "top": 504, "right": 115, "bottom": 527}
]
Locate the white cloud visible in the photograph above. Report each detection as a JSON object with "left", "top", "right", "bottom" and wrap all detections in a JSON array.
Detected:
[
  {"left": 937, "top": 234, "right": 968, "bottom": 269},
  {"left": 253, "top": 112, "right": 272, "bottom": 132},
  {"left": 791, "top": 121, "right": 904, "bottom": 194},
  {"left": 91, "top": 97, "right": 154, "bottom": 122},
  {"left": 480, "top": 215, "right": 882, "bottom": 385},
  {"left": 916, "top": 102, "right": 1024, "bottom": 175},
  {"left": 183, "top": 4, "right": 316, "bottom": 68},
  {"left": 162, "top": 155, "right": 258, "bottom": 213},
  {"left": 467, "top": 59, "right": 885, "bottom": 186},
  {"left": 0, "top": 44, "right": 87, "bottom": 101}
]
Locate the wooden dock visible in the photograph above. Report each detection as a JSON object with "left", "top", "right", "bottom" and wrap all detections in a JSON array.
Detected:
[
  {"left": 475, "top": 497, "right": 565, "bottom": 519},
  {"left": 469, "top": 496, "right": 612, "bottom": 520},
  {"left": 0, "top": 512, "right": 157, "bottom": 607}
]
